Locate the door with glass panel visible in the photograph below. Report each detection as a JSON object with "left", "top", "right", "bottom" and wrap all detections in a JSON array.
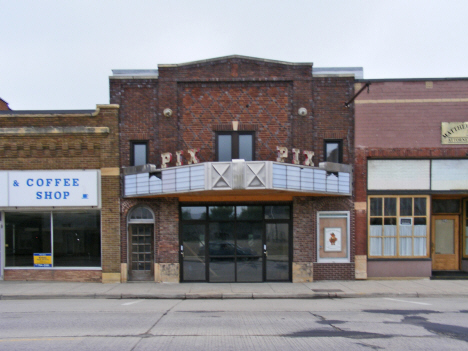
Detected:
[
  {"left": 128, "top": 207, "right": 155, "bottom": 281},
  {"left": 180, "top": 205, "right": 291, "bottom": 282},
  {"left": 432, "top": 215, "right": 459, "bottom": 270}
]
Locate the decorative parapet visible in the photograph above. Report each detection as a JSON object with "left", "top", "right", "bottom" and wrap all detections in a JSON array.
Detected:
[{"left": 123, "top": 161, "right": 352, "bottom": 197}]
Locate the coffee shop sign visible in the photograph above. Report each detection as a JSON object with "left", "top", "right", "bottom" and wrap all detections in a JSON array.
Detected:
[
  {"left": 1, "top": 170, "right": 99, "bottom": 207},
  {"left": 160, "top": 147, "right": 314, "bottom": 168}
]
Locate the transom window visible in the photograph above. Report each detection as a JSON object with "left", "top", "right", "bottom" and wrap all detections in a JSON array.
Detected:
[
  {"left": 216, "top": 132, "right": 255, "bottom": 161},
  {"left": 128, "top": 206, "right": 154, "bottom": 223},
  {"left": 368, "top": 196, "right": 429, "bottom": 258}
]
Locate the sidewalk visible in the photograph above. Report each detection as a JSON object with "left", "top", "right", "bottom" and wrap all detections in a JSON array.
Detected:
[{"left": 1, "top": 279, "right": 468, "bottom": 300}]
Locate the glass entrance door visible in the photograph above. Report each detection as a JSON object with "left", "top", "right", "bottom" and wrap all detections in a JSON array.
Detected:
[
  {"left": 266, "top": 223, "right": 289, "bottom": 280},
  {"left": 432, "top": 215, "right": 459, "bottom": 270},
  {"left": 180, "top": 205, "right": 291, "bottom": 282}
]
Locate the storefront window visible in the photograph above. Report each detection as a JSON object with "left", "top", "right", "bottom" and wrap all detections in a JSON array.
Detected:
[
  {"left": 5, "top": 211, "right": 100, "bottom": 268},
  {"left": 53, "top": 212, "right": 101, "bottom": 267},
  {"left": 368, "top": 196, "right": 429, "bottom": 258},
  {"left": 5, "top": 212, "right": 51, "bottom": 267}
]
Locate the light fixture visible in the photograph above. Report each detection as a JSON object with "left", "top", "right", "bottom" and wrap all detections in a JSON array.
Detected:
[{"left": 163, "top": 108, "right": 173, "bottom": 117}]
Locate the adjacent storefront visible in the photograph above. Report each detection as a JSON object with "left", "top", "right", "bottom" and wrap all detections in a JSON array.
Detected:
[
  {"left": 0, "top": 105, "right": 120, "bottom": 282},
  {"left": 0, "top": 170, "right": 102, "bottom": 278}
]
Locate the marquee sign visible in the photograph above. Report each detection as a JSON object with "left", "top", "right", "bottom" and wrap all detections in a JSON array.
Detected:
[
  {"left": 0, "top": 170, "right": 99, "bottom": 207},
  {"left": 441, "top": 122, "right": 468, "bottom": 144}
]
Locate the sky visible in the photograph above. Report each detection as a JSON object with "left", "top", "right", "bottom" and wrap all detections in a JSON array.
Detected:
[{"left": 1, "top": 0, "right": 468, "bottom": 110}]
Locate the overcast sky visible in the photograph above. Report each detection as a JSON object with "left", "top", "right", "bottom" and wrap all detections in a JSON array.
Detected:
[{"left": 2, "top": 0, "right": 467, "bottom": 110}]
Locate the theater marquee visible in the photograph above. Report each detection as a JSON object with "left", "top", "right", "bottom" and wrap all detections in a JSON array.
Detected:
[{"left": 441, "top": 122, "right": 468, "bottom": 144}]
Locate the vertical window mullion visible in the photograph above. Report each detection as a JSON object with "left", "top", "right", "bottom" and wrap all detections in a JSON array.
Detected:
[
  {"left": 232, "top": 132, "right": 239, "bottom": 159},
  {"left": 50, "top": 211, "right": 54, "bottom": 267}
]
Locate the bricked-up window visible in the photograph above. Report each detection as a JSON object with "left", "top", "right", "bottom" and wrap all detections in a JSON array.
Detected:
[
  {"left": 368, "top": 196, "right": 429, "bottom": 258},
  {"left": 4, "top": 211, "right": 101, "bottom": 268},
  {"left": 216, "top": 132, "right": 255, "bottom": 161},
  {"left": 324, "top": 140, "right": 343, "bottom": 163},
  {"left": 131, "top": 141, "right": 148, "bottom": 166}
]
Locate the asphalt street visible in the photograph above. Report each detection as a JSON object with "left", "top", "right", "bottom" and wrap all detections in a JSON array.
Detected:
[{"left": 1, "top": 297, "right": 468, "bottom": 350}]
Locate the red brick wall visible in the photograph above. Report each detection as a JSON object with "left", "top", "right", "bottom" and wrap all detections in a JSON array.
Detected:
[
  {"left": 355, "top": 80, "right": 468, "bottom": 148},
  {"left": 4, "top": 269, "right": 101, "bottom": 282},
  {"left": 293, "top": 196, "right": 355, "bottom": 280},
  {"left": 112, "top": 57, "right": 354, "bottom": 166},
  {"left": 179, "top": 82, "right": 292, "bottom": 162},
  {"left": 354, "top": 79, "right": 468, "bottom": 256},
  {"left": 313, "top": 77, "right": 355, "bottom": 165},
  {"left": 121, "top": 198, "right": 179, "bottom": 265},
  {"left": 114, "top": 57, "right": 357, "bottom": 280},
  {"left": 0, "top": 99, "right": 10, "bottom": 110}
]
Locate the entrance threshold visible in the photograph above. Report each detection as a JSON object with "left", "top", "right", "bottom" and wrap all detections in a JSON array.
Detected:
[{"left": 431, "top": 270, "right": 468, "bottom": 280}]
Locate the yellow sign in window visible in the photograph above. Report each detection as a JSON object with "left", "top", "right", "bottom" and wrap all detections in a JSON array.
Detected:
[{"left": 34, "top": 253, "right": 52, "bottom": 267}]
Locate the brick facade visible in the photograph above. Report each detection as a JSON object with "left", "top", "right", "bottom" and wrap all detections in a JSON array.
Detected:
[
  {"left": 354, "top": 78, "right": 468, "bottom": 277},
  {"left": 0, "top": 98, "right": 10, "bottom": 111},
  {"left": 0, "top": 105, "right": 120, "bottom": 282},
  {"left": 113, "top": 56, "right": 356, "bottom": 282}
]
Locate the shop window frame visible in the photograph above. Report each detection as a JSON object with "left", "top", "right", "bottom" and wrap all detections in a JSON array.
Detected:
[{"left": 368, "top": 195, "right": 430, "bottom": 259}]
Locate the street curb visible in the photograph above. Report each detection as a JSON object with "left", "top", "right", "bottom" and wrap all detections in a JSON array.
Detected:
[{"left": 1, "top": 292, "right": 468, "bottom": 300}]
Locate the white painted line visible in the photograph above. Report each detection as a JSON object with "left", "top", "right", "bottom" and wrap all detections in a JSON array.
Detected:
[
  {"left": 384, "top": 298, "right": 431, "bottom": 306},
  {"left": 122, "top": 300, "right": 143, "bottom": 306}
]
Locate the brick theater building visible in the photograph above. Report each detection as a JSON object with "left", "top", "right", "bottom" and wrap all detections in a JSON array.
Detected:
[
  {"left": 354, "top": 78, "right": 468, "bottom": 279},
  {"left": 111, "top": 56, "right": 360, "bottom": 282},
  {"left": 0, "top": 105, "right": 121, "bottom": 283}
]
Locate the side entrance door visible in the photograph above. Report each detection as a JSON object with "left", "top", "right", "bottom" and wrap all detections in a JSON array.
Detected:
[
  {"left": 432, "top": 215, "right": 459, "bottom": 270},
  {"left": 129, "top": 224, "right": 154, "bottom": 281},
  {"left": 128, "top": 206, "right": 155, "bottom": 281}
]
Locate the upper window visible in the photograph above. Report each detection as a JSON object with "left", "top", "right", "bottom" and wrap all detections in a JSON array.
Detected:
[
  {"left": 216, "top": 132, "right": 254, "bottom": 161},
  {"left": 131, "top": 141, "right": 148, "bottom": 166},
  {"left": 324, "top": 140, "right": 343, "bottom": 163},
  {"left": 368, "top": 196, "right": 429, "bottom": 258}
]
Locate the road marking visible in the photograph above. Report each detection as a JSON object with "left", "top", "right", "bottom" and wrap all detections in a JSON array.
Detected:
[
  {"left": 384, "top": 298, "right": 431, "bottom": 306},
  {"left": 122, "top": 300, "right": 142, "bottom": 306}
]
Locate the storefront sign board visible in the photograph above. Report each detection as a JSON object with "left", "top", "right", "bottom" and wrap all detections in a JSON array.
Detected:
[
  {"left": 8, "top": 170, "right": 99, "bottom": 207},
  {"left": 441, "top": 122, "right": 468, "bottom": 144}
]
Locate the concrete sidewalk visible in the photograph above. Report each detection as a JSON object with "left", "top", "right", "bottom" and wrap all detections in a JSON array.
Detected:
[{"left": 0, "top": 279, "right": 468, "bottom": 300}]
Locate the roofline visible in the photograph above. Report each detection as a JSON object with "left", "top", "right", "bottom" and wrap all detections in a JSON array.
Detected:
[
  {"left": 158, "top": 55, "right": 313, "bottom": 68},
  {"left": 357, "top": 77, "right": 468, "bottom": 83},
  {"left": 0, "top": 104, "right": 118, "bottom": 117}
]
